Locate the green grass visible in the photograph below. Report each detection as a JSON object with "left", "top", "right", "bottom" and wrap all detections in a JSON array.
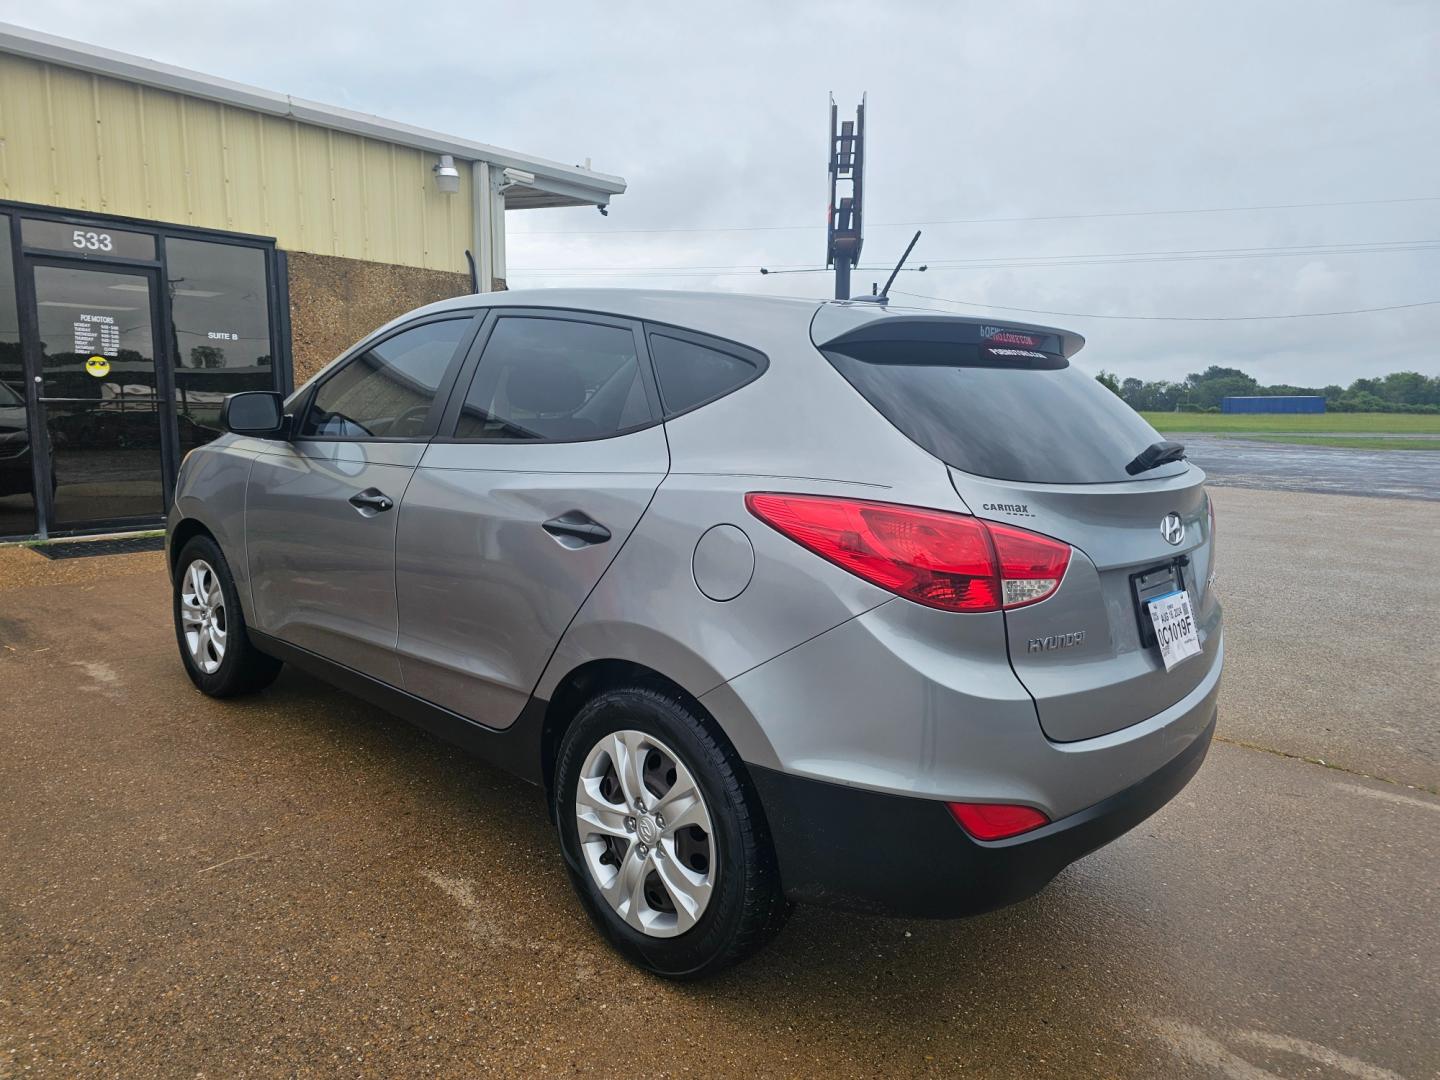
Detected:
[
  {"left": 1139, "top": 411, "right": 1440, "bottom": 434},
  {"left": 1217, "top": 435, "right": 1440, "bottom": 451}
]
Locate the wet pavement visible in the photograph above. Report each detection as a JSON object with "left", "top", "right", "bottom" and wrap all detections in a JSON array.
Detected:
[
  {"left": 1, "top": 486, "right": 1438, "bottom": 1079},
  {"left": 1185, "top": 436, "right": 1440, "bottom": 501}
]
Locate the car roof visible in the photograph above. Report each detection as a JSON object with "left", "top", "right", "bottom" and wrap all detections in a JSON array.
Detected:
[
  {"left": 399, "top": 288, "right": 1082, "bottom": 356},
  {"left": 419, "top": 288, "right": 819, "bottom": 326}
]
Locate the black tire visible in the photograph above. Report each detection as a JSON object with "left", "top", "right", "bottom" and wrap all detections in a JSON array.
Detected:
[
  {"left": 172, "top": 534, "right": 282, "bottom": 697},
  {"left": 553, "top": 684, "right": 789, "bottom": 979}
]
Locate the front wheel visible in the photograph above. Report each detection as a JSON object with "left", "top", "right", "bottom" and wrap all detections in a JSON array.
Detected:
[
  {"left": 172, "top": 535, "right": 281, "bottom": 697},
  {"left": 554, "top": 685, "right": 789, "bottom": 979}
]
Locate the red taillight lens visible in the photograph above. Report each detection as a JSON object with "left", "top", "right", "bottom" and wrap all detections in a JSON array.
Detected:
[
  {"left": 947, "top": 801, "right": 1050, "bottom": 840},
  {"left": 744, "top": 493, "right": 1070, "bottom": 613},
  {"left": 987, "top": 520, "right": 1074, "bottom": 609}
]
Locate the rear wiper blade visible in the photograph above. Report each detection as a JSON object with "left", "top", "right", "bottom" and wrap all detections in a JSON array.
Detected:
[{"left": 1125, "top": 440, "right": 1187, "bottom": 476}]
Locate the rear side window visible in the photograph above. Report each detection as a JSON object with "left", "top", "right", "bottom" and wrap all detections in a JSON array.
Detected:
[
  {"left": 647, "top": 330, "right": 765, "bottom": 416},
  {"left": 824, "top": 335, "right": 1185, "bottom": 484},
  {"left": 455, "top": 316, "right": 653, "bottom": 441},
  {"left": 303, "top": 318, "right": 469, "bottom": 438}
]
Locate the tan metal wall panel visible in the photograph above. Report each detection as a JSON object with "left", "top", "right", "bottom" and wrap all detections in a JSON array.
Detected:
[
  {"left": 0, "top": 55, "right": 54, "bottom": 201},
  {"left": 94, "top": 79, "right": 144, "bottom": 214},
  {"left": 180, "top": 97, "right": 228, "bottom": 228},
  {"left": 139, "top": 88, "right": 187, "bottom": 222},
  {"left": 0, "top": 54, "right": 474, "bottom": 272},
  {"left": 224, "top": 106, "right": 266, "bottom": 232},
  {"left": 362, "top": 140, "right": 398, "bottom": 266},
  {"left": 293, "top": 122, "right": 331, "bottom": 252},
  {"left": 393, "top": 148, "right": 429, "bottom": 270},
  {"left": 48, "top": 64, "right": 104, "bottom": 211},
  {"left": 258, "top": 117, "right": 299, "bottom": 248}
]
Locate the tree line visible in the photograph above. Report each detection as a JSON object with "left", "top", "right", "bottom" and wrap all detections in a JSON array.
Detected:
[{"left": 1093, "top": 365, "right": 1440, "bottom": 413}]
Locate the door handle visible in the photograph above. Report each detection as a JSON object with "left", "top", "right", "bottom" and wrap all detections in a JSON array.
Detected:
[
  {"left": 543, "top": 512, "right": 611, "bottom": 545},
  {"left": 349, "top": 489, "right": 394, "bottom": 514}
]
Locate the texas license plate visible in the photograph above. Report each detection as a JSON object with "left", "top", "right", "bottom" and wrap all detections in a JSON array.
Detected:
[{"left": 1148, "top": 589, "right": 1202, "bottom": 672}]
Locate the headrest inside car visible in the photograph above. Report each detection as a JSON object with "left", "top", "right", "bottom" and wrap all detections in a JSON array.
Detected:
[{"left": 506, "top": 361, "right": 587, "bottom": 415}]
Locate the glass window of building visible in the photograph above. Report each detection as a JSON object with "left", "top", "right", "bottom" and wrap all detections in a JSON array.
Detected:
[
  {"left": 164, "top": 238, "right": 276, "bottom": 456},
  {"left": 0, "top": 216, "right": 37, "bottom": 538}
]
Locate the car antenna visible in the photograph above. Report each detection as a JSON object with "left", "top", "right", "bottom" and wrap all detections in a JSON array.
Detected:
[
  {"left": 849, "top": 231, "right": 924, "bottom": 304},
  {"left": 878, "top": 230, "right": 922, "bottom": 300}
]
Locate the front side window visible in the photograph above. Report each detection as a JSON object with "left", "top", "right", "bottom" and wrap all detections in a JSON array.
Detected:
[
  {"left": 648, "top": 331, "right": 765, "bottom": 416},
  {"left": 454, "top": 317, "right": 653, "bottom": 441},
  {"left": 302, "top": 318, "right": 470, "bottom": 439}
]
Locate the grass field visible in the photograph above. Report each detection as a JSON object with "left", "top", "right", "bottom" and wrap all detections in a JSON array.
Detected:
[{"left": 1139, "top": 411, "right": 1440, "bottom": 434}]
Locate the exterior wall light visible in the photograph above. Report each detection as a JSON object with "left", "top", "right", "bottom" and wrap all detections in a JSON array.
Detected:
[{"left": 433, "top": 154, "right": 461, "bottom": 194}]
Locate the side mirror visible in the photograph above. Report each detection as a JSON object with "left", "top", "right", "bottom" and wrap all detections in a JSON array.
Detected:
[{"left": 221, "top": 391, "right": 286, "bottom": 437}]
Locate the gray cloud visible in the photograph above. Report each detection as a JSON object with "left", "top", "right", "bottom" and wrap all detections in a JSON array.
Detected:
[{"left": 10, "top": 0, "right": 1436, "bottom": 384}]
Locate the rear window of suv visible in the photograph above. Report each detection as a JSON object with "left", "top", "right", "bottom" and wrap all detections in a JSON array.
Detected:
[{"left": 822, "top": 330, "right": 1187, "bottom": 485}]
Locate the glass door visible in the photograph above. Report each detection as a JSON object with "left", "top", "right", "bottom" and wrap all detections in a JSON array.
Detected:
[{"left": 29, "top": 262, "right": 167, "bottom": 531}]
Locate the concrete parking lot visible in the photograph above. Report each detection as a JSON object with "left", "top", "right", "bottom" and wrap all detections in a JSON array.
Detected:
[
  {"left": 1, "top": 486, "right": 1437, "bottom": 1079},
  {"left": 1185, "top": 437, "right": 1440, "bottom": 502}
]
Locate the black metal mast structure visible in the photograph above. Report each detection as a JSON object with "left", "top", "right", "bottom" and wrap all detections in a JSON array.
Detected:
[{"left": 826, "top": 94, "right": 865, "bottom": 300}]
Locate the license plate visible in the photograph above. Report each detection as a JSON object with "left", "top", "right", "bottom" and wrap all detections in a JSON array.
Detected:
[{"left": 1148, "top": 589, "right": 1201, "bottom": 672}]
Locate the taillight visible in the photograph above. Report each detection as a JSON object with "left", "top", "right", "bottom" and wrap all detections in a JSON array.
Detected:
[
  {"left": 987, "top": 520, "right": 1073, "bottom": 608},
  {"left": 947, "top": 801, "right": 1050, "bottom": 840},
  {"left": 744, "top": 493, "right": 1070, "bottom": 613}
]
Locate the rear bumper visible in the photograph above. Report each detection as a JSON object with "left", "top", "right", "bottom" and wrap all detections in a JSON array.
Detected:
[{"left": 751, "top": 708, "right": 1215, "bottom": 918}]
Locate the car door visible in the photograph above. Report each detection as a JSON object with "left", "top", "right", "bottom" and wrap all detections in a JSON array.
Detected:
[
  {"left": 395, "top": 309, "right": 669, "bottom": 727},
  {"left": 245, "top": 312, "right": 479, "bottom": 684}
]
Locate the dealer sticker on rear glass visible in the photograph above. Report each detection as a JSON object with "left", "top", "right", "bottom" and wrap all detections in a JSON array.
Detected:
[{"left": 1148, "top": 589, "right": 1202, "bottom": 672}]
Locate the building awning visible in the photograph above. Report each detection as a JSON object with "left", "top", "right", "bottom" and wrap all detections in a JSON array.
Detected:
[{"left": 0, "top": 21, "right": 626, "bottom": 211}]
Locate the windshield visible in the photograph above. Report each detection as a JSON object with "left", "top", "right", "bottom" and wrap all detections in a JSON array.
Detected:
[{"left": 823, "top": 340, "right": 1188, "bottom": 485}]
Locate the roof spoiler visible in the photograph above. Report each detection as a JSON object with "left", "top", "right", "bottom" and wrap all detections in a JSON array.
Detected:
[{"left": 813, "top": 311, "right": 1086, "bottom": 359}]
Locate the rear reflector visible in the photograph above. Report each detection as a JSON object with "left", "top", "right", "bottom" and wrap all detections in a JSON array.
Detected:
[
  {"left": 744, "top": 492, "right": 1070, "bottom": 613},
  {"left": 947, "top": 801, "right": 1050, "bottom": 841}
]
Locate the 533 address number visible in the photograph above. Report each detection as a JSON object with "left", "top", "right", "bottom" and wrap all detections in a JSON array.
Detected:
[{"left": 72, "top": 230, "right": 114, "bottom": 252}]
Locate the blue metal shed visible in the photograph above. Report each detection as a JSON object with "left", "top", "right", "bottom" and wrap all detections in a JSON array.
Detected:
[{"left": 1221, "top": 395, "right": 1326, "bottom": 414}]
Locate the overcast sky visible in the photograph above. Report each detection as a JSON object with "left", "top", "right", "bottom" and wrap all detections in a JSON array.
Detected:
[{"left": 7, "top": 0, "right": 1436, "bottom": 385}]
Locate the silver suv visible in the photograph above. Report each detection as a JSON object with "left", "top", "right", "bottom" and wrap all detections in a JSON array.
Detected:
[{"left": 168, "top": 290, "right": 1222, "bottom": 978}]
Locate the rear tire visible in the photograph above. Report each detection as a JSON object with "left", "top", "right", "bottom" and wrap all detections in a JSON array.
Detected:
[
  {"left": 172, "top": 534, "right": 281, "bottom": 698},
  {"left": 554, "top": 684, "right": 789, "bottom": 979}
]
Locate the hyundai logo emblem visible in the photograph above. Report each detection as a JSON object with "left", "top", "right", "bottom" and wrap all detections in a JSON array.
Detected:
[{"left": 1160, "top": 513, "right": 1186, "bottom": 546}]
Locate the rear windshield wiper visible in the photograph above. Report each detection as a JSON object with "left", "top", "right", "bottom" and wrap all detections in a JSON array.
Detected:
[{"left": 1125, "top": 440, "right": 1187, "bottom": 476}]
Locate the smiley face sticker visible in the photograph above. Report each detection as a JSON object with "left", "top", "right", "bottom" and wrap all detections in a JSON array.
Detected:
[{"left": 85, "top": 355, "right": 110, "bottom": 378}]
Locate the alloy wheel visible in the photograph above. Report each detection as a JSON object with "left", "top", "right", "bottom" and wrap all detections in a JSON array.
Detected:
[
  {"left": 179, "top": 559, "right": 227, "bottom": 674},
  {"left": 575, "top": 729, "right": 716, "bottom": 938}
]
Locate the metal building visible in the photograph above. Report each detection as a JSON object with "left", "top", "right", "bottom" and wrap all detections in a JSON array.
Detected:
[
  {"left": 0, "top": 22, "right": 625, "bottom": 540},
  {"left": 1221, "top": 396, "right": 1326, "bottom": 414}
]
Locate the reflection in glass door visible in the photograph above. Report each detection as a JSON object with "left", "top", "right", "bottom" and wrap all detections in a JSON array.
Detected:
[
  {"left": 32, "top": 264, "right": 165, "bottom": 529},
  {"left": 0, "top": 214, "right": 35, "bottom": 538}
]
